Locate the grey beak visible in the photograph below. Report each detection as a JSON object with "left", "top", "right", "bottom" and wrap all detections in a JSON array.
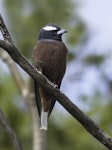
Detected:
[{"left": 57, "top": 29, "right": 68, "bottom": 35}]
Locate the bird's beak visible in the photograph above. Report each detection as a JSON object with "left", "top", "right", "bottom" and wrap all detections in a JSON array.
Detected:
[{"left": 57, "top": 29, "right": 68, "bottom": 35}]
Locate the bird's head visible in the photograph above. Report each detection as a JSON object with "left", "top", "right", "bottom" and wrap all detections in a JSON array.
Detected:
[{"left": 38, "top": 23, "right": 67, "bottom": 41}]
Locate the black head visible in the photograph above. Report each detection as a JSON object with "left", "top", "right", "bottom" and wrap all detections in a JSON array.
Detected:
[{"left": 38, "top": 23, "right": 67, "bottom": 41}]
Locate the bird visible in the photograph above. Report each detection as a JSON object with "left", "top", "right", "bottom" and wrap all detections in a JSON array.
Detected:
[{"left": 33, "top": 23, "right": 68, "bottom": 130}]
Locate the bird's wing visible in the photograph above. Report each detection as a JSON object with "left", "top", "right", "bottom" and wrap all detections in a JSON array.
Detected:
[
  {"left": 48, "top": 82, "right": 61, "bottom": 116},
  {"left": 34, "top": 80, "right": 41, "bottom": 116}
]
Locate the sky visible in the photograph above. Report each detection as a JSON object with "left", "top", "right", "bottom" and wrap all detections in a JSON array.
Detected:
[{"left": 78, "top": 0, "right": 112, "bottom": 51}]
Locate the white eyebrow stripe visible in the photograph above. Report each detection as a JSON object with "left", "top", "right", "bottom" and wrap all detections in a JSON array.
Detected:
[{"left": 43, "top": 26, "right": 57, "bottom": 31}]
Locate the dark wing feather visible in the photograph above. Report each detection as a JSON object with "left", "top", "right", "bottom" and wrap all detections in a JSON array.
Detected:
[
  {"left": 48, "top": 83, "right": 61, "bottom": 116},
  {"left": 48, "top": 100, "right": 56, "bottom": 116},
  {"left": 34, "top": 80, "right": 41, "bottom": 116}
]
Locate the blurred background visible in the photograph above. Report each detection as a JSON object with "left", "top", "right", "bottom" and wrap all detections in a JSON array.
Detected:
[{"left": 0, "top": 0, "right": 112, "bottom": 149}]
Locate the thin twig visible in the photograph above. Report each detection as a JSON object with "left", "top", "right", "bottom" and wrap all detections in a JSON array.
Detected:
[
  {"left": 0, "top": 109, "right": 22, "bottom": 150},
  {"left": 0, "top": 14, "right": 112, "bottom": 149}
]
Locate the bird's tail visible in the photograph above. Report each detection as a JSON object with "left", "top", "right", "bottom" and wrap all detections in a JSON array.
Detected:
[{"left": 40, "top": 108, "right": 48, "bottom": 130}]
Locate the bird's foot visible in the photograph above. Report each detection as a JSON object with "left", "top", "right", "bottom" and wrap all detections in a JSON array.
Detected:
[{"left": 47, "top": 80, "right": 58, "bottom": 89}]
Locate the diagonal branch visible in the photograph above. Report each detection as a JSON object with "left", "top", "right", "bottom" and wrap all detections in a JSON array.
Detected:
[{"left": 0, "top": 14, "right": 112, "bottom": 149}]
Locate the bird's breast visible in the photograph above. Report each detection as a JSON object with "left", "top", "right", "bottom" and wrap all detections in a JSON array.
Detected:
[{"left": 33, "top": 40, "right": 67, "bottom": 85}]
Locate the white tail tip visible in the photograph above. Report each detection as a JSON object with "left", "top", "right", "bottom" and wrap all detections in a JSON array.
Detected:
[
  {"left": 40, "top": 127, "right": 47, "bottom": 130},
  {"left": 40, "top": 109, "right": 48, "bottom": 130}
]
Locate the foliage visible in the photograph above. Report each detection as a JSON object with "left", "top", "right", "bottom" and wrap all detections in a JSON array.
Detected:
[
  {"left": 84, "top": 55, "right": 105, "bottom": 65},
  {"left": 48, "top": 108, "right": 111, "bottom": 150}
]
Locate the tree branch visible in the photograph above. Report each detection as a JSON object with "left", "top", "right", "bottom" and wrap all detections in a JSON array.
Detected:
[
  {"left": 0, "top": 14, "right": 112, "bottom": 149},
  {"left": 0, "top": 108, "right": 22, "bottom": 150}
]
